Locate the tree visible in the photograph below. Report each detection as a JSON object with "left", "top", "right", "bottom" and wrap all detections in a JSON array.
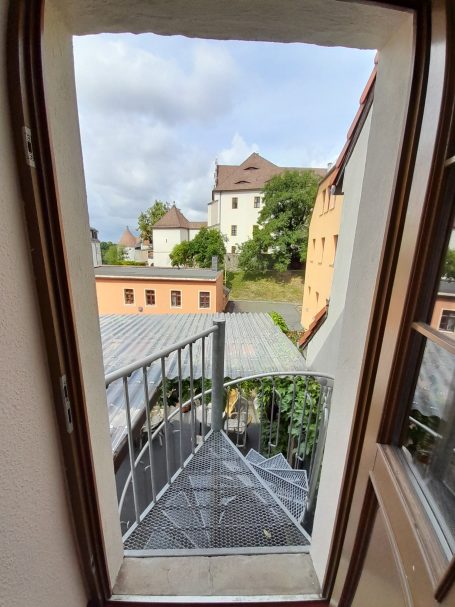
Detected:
[
  {"left": 443, "top": 249, "right": 455, "bottom": 280},
  {"left": 237, "top": 232, "right": 271, "bottom": 274},
  {"left": 169, "top": 241, "right": 193, "bottom": 267},
  {"left": 103, "top": 244, "right": 126, "bottom": 265},
  {"left": 137, "top": 200, "right": 171, "bottom": 241},
  {"left": 100, "top": 241, "right": 114, "bottom": 264},
  {"left": 238, "top": 170, "right": 320, "bottom": 272},
  {"left": 170, "top": 228, "right": 226, "bottom": 268}
]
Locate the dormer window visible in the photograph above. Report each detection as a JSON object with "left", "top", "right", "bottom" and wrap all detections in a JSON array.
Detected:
[
  {"left": 235, "top": 180, "right": 249, "bottom": 184},
  {"left": 244, "top": 166, "right": 259, "bottom": 170}
]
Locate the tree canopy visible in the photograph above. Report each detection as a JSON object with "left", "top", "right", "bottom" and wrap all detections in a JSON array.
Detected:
[
  {"left": 238, "top": 170, "right": 320, "bottom": 273},
  {"left": 170, "top": 228, "right": 226, "bottom": 269},
  {"left": 137, "top": 200, "right": 170, "bottom": 240},
  {"left": 102, "top": 243, "right": 126, "bottom": 265},
  {"left": 443, "top": 249, "right": 455, "bottom": 280}
]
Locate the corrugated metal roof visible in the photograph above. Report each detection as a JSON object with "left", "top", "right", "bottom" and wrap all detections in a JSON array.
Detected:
[
  {"left": 101, "top": 313, "right": 305, "bottom": 454},
  {"left": 95, "top": 266, "right": 220, "bottom": 280}
]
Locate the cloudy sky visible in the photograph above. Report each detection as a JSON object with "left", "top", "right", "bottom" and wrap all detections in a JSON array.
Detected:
[{"left": 73, "top": 34, "right": 375, "bottom": 242}]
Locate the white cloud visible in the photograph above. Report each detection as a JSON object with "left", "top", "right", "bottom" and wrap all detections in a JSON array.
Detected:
[{"left": 217, "top": 133, "right": 259, "bottom": 164}]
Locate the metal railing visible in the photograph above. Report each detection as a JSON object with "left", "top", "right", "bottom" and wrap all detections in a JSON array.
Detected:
[
  {"left": 105, "top": 319, "right": 224, "bottom": 528},
  {"left": 107, "top": 320, "right": 333, "bottom": 538}
]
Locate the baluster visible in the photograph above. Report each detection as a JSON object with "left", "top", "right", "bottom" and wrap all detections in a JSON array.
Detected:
[
  {"left": 123, "top": 376, "right": 140, "bottom": 524},
  {"left": 287, "top": 375, "right": 297, "bottom": 464},
  {"left": 161, "top": 357, "right": 172, "bottom": 484},
  {"left": 295, "top": 377, "right": 309, "bottom": 468},
  {"left": 201, "top": 336, "right": 206, "bottom": 440},
  {"left": 189, "top": 342, "right": 196, "bottom": 454},
  {"left": 177, "top": 348, "right": 183, "bottom": 469},
  {"left": 143, "top": 366, "right": 156, "bottom": 502}
]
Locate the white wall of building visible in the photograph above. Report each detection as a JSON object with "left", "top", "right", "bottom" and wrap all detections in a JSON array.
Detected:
[
  {"left": 153, "top": 227, "right": 189, "bottom": 267},
  {"left": 305, "top": 108, "right": 373, "bottom": 376},
  {"left": 310, "top": 15, "right": 414, "bottom": 584},
  {"left": 215, "top": 190, "right": 263, "bottom": 251},
  {"left": 208, "top": 199, "right": 219, "bottom": 227},
  {"left": 92, "top": 240, "right": 102, "bottom": 266}
]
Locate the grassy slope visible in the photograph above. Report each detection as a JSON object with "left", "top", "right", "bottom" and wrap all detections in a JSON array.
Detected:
[{"left": 227, "top": 270, "right": 304, "bottom": 303}]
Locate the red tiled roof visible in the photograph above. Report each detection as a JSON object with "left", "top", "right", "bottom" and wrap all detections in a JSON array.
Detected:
[
  {"left": 152, "top": 206, "right": 207, "bottom": 231},
  {"left": 214, "top": 152, "right": 326, "bottom": 192},
  {"left": 298, "top": 305, "right": 328, "bottom": 349},
  {"left": 118, "top": 226, "right": 138, "bottom": 247},
  {"left": 332, "top": 61, "right": 377, "bottom": 184}
]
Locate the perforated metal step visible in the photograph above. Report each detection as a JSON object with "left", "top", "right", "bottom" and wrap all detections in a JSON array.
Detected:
[{"left": 123, "top": 431, "right": 309, "bottom": 555}]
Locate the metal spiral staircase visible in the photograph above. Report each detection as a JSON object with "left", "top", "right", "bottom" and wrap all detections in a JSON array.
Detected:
[{"left": 123, "top": 430, "right": 310, "bottom": 555}]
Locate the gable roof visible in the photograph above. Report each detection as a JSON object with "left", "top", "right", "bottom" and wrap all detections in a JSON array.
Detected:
[
  {"left": 298, "top": 305, "right": 328, "bottom": 349},
  {"left": 332, "top": 61, "right": 377, "bottom": 189},
  {"left": 213, "top": 152, "right": 326, "bottom": 193},
  {"left": 118, "top": 226, "right": 138, "bottom": 247},
  {"left": 152, "top": 205, "right": 207, "bottom": 230}
]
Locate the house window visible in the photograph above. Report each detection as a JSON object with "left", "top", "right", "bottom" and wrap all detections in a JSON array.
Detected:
[
  {"left": 254, "top": 196, "right": 260, "bottom": 208},
  {"left": 231, "top": 246, "right": 236, "bottom": 254},
  {"left": 315, "top": 291, "right": 319, "bottom": 305},
  {"left": 124, "top": 288, "right": 134, "bottom": 305},
  {"left": 170, "top": 290, "right": 182, "bottom": 307},
  {"left": 329, "top": 188, "right": 336, "bottom": 210},
  {"left": 333, "top": 235, "right": 338, "bottom": 264},
  {"left": 321, "top": 189, "right": 326, "bottom": 213},
  {"left": 439, "top": 309, "right": 455, "bottom": 332},
  {"left": 199, "top": 291, "right": 210, "bottom": 309},
  {"left": 232, "top": 197, "right": 238, "bottom": 209},
  {"left": 145, "top": 289, "right": 155, "bottom": 306},
  {"left": 320, "top": 237, "right": 325, "bottom": 263},
  {"left": 308, "top": 286, "right": 311, "bottom": 296},
  {"left": 231, "top": 225, "right": 237, "bottom": 236}
]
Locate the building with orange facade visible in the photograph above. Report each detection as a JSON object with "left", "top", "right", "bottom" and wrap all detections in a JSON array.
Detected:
[
  {"left": 95, "top": 266, "right": 228, "bottom": 315},
  {"left": 301, "top": 64, "right": 376, "bottom": 336}
]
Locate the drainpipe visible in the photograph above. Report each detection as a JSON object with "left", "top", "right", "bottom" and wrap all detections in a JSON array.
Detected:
[{"left": 211, "top": 319, "right": 226, "bottom": 431}]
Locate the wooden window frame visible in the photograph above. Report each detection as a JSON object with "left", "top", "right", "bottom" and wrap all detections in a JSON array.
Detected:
[{"left": 8, "top": 0, "right": 454, "bottom": 605}]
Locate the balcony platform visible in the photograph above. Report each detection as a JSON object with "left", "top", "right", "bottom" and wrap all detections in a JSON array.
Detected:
[{"left": 123, "top": 430, "right": 310, "bottom": 556}]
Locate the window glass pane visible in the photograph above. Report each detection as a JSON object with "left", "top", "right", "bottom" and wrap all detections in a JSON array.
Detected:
[{"left": 403, "top": 337, "right": 455, "bottom": 553}]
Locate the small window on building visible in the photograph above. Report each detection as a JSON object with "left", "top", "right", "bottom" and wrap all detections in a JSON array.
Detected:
[
  {"left": 232, "top": 197, "right": 238, "bottom": 209},
  {"left": 321, "top": 189, "right": 326, "bottom": 213},
  {"left": 308, "top": 286, "right": 311, "bottom": 296},
  {"left": 329, "top": 188, "right": 336, "bottom": 210},
  {"left": 145, "top": 289, "right": 155, "bottom": 306},
  {"left": 124, "top": 289, "right": 134, "bottom": 305},
  {"left": 315, "top": 291, "right": 319, "bottom": 305},
  {"left": 320, "top": 237, "right": 325, "bottom": 263},
  {"left": 171, "top": 290, "right": 182, "bottom": 307},
  {"left": 231, "top": 246, "right": 236, "bottom": 254},
  {"left": 333, "top": 235, "right": 338, "bottom": 264},
  {"left": 254, "top": 196, "right": 260, "bottom": 208},
  {"left": 199, "top": 291, "right": 210, "bottom": 309},
  {"left": 231, "top": 225, "right": 237, "bottom": 236},
  {"left": 439, "top": 309, "right": 455, "bottom": 332}
]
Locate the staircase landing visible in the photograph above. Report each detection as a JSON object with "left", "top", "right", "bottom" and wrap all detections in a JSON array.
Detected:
[{"left": 123, "top": 431, "right": 310, "bottom": 555}]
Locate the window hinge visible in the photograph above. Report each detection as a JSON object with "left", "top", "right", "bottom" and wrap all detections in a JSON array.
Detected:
[
  {"left": 22, "top": 125, "right": 36, "bottom": 168},
  {"left": 60, "top": 374, "right": 74, "bottom": 433}
]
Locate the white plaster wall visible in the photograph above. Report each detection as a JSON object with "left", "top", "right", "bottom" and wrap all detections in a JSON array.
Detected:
[
  {"left": 208, "top": 199, "right": 219, "bottom": 226},
  {"left": 306, "top": 109, "right": 373, "bottom": 376},
  {"left": 153, "top": 227, "right": 189, "bottom": 267},
  {"left": 310, "top": 15, "right": 414, "bottom": 584},
  {"left": 219, "top": 190, "right": 262, "bottom": 250},
  {"left": 0, "top": 3, "right": 88, "bottom": 605},
  {"left": 42, "top": 0, "right": 123, "bottom": 586},
  {"left": 92, "top": 240, "right": 102, "bottom": 266}
]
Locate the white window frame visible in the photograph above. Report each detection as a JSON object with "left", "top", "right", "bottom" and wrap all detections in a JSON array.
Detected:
[
  {"left": 144, "top": 288, "right": 156, "bottom": 307},
  {"left": 198, "top": 290, "right": 211, "bottom": 309},
  {"left": 438, "top": 307, "right": 455, "bottom": 332},
  {"left": 170, "top": 289, "right": 182, "bottom": 308},
  {"left": 231, "top": 225, "right": 237, "bottom": 236},
  {"left": 123, "top": 288, "right": 135, "bottom": 305}
]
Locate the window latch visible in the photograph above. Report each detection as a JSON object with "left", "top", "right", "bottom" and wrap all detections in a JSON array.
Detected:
[
  {"left": 60, "top": 374, "right": 74, "bottom": 433},
  {"left": 22, "top": 126, "right": 36, "bottom": 168}
]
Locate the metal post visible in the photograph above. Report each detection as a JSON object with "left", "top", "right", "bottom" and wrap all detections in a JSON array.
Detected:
[{"left": 211, "top": 319, "right": 225, "bottom": 432}]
